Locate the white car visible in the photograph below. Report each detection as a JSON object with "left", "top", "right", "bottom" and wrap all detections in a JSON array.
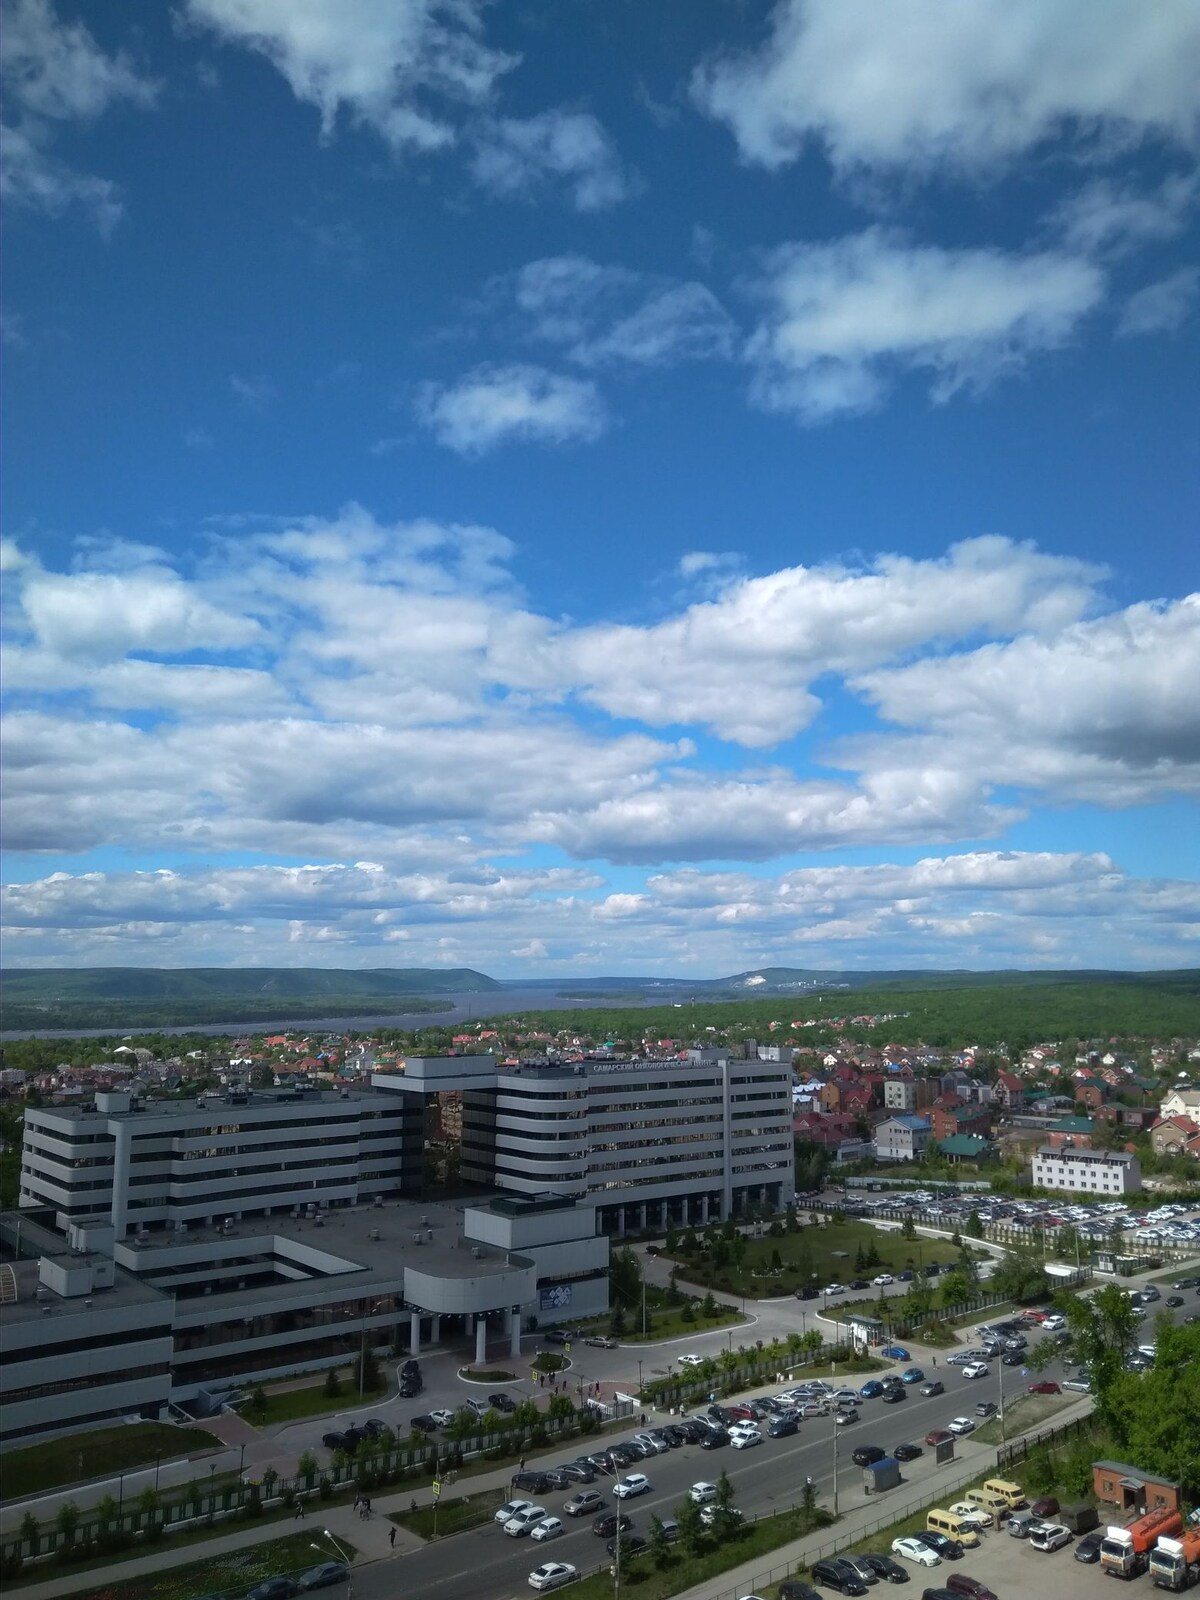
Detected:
[
  {"left": 505, "top": 1505, "right": 549, "bottom": 1536},
  {"left": 690, "top": 1481, "right": 718, "bottom": 1504},
  {"left": 825, "top": 1283, "right": 844, "bottom": 1295},
  {"left": 948, "top": 1416, "right": 976, "bottom": 1435},
  {"left": 873, "top": 1273, "right": 894, "bottom": 1286},
  {"left": 730, "top": 1428, "right": 762, "bottom": 1450},
  {"left": 1030, "top": 1522, "right": 1073, "bottom": 1552},
  {"left": 893, "top": 1535, "right": 941, "bottom": 1566},
  {"left": 612, "top": 1474, "right": 650, "bottom": 1499},
  {"left": 428, "top": 1408, "right": 456, "bottom": 1427},
  {"left": 678, "top": 1354, "right": 705, "bottom": 1368},
  {"left": 496, "top": 1499, "right": 537, "bottom": 1525},
  {"left": 530, "top": 1516, "right": 564, "bottom": 1542},
  {"left": 1042, "top": 1314, "right": 1066, "bottom": 1330},
  {"left": 700, "top": 1505, "right": 743, "bottom": 1528},
  {"left": 949, "top": 1501, "right": 993, "bottom": 1528},
  {"left": 961, "top": 1362, "right": 990, "bottom": 1380},
  {"left": 528, "top": 1562, "right": 578, "bottom": 1592}
]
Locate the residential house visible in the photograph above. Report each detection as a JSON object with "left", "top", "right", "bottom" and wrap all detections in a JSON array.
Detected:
[
  {"left": 937, "top": 1134, "right": 995, "bottom": 1164},
  {"left": 1074, "top": 1078, "right": 1109, "bottom": 1111},
  {"left": 1032, "top": 1144, "right": 1141, "bottom": 1195},
  {"left": 1045, "top": 1116, "right": 1097, "bottom": 1149},
  {"left": 930, "top": 1101, "right": 993, "bottom": 1142},
  {"left": 873, "top": 1115, "right": 932, "bottom": 1163},
  {"left": 1150, "top": 1114, "right": 1200, "bottom": 1158},
  {"left": 993, "top": 1070, "right": 1025, "bottom": 1111},
  {"left": 1159, "top": 1087, "right": 1200, "bottom": 1120}
]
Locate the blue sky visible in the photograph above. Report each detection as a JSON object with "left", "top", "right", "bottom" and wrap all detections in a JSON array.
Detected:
[{"left": 2, "top": 0, "right": 1198, "bottom": 975}]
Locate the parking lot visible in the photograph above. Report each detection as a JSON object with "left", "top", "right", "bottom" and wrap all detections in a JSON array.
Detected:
[{"left": 895, "top": 1523, "right": 1153, "bottom": 1600}]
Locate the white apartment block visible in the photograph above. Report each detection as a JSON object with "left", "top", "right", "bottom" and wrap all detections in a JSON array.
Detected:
[
  {"left": 884, "top": 1079, "right": 918, "bottom": 1112},
  {"left": 873, "top": 1115, "right": 933, "bottom": 1162},
  {"left": 1032, "top": 1145, "right": 1142, "bottom": 1195}
]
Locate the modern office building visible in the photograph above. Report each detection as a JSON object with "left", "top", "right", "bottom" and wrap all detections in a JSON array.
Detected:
[
  {"left": 4, "top": 1046, "right": 792, "bottom": 1440},
  {"left": 1031, "top": 1144, "right": 1142, "bottom": 1195},
  {"left": 378, "top": 1048, "right": 795, "bottom": 1232}
]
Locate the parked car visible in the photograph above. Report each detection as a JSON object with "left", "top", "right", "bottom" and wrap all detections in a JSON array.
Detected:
[
  {"left": 892, "top": 1535, "right": 941, "bottom": 1567},
  {"left": 882, "top": 1387, "right": 906, "bottom": 1404},
  {"left": 974, "top": 1401, "right": 997, "bottom": 1419},
  {"left": 948, "top": 1502, "right": 992, "bottom": 1529},
  {"left": 1029, "top": 1522, "right": 1072, "bottom": 1552},
  {"left": 810, "top": 1557, "right": 869, "bottom": 1594},
  {"left": 768, "top": 1412, "right": 799, "bottom": 1437},
  {"left": 852, "top": 1444, "right": 887, "bottom": 1466},
  {"left": 489, "top": 1392, "right": 516, "bottom": 1412},
  {"left": 859, "top": 1381, "right": 885, "bottom": 1399},
  {"left": 531, "top": 1517, "right": 564, "bottom": 1543},
  {"left": 542, "top": 1329, "right": 571, "bottom": 1346},
  {"left": 321, "top": 1431, "right": 351, "bottom": 1451},
  {"left": 505, "top": 1505, "right": 550, "bottom": 1537},
  {"left": 1166, "top": 1295, "right": 1185, "bottom": 1307},
  {"left": 699, "top": 1505, "right": 743, "bottom": 1529},
  {"left": 892, "top": 1442, "right": 923, "bottom": 1462},
  {"left": 1030, "top": 1496, "right": 1060, "bottom": 1519},
  {"left": 916, "top": 1531, "right": 963, "bottom": 1561},
  {"left": 880, "top": 1343, "right": 908, "bottom": 1357},
  {"left": 947, "top": 1417, "right": 975, "bottom": 1435},
  {"left": 943, "top": 1577, "right": 999, "bottom": 1599},
  {"left": 1074, "top": 1531, "right": 1104, "bottom": 1563},
  {"left": 779, "top": 1583, "right": 822, "bottom": 1600},
  {"left": 840, "top": 1554, "right": 883, "bottom": 1586},
  {"left": 246, "top": 1583, "right": 300, "bottom": 1600},
  {"left": 512, "top": 1472, "right": 555, "bottom": 1496},
  {"left": 1028, "top": 1381, "right": 1061, "bottom": 1395},
  {"left": 496, "top": 1498, "right": 537, "bottom": 1524},
  {"left": 698, "top": 1427, "right": 729, "bottom": 1450},
  {"left": 585, "top": 1334, "right": 617, "bottom": 1348},
  {"left": 901, "top": 1368, "right": 924, "bottom": 1384},
  {"left": 924, "top": 1428, "right": 954, "bottom": 1447},
  {"left": 297, "top": 1564, "right": 349, "bottom": 1592},
  {"left": 528, "top": 1562, "right": 577, "bottom": 1592},
  {"left": 606, "top": 1532, "right": 647, "bottom": 1559},
  {"left": 861, "top": 1553, "right": 910, "bottom": 1582}
]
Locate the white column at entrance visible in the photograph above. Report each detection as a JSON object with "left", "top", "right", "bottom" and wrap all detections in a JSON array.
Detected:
[
  {"left": 409, "top": 1309, "right": 421, "bottom": 1357},
  {"left": 638, "top": 1204, "right": 647, "bottom": 1232},
  {"left": 509, "top": 1307, "right": 521, "bottom": 1359},
  {"left": 430, "top": 1314, "right": 441, "bottom": 1343},
  {"left": 700, "top": 1195, "right": 709, "bottom": 1224},
  {"left": 475, "top": 1314, "right": 488, "bottom": 1365}
]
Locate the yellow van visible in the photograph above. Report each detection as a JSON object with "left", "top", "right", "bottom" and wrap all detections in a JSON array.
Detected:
[
  {"left": 984, "top": 1478, "right": 1027, "bottom": 1510},
  {"left": 964, "top": 1487, "right": 1011, "bottom": 1520},
  {"left": 926, "top": 1508, "right": 982, "bottom": 1547}
]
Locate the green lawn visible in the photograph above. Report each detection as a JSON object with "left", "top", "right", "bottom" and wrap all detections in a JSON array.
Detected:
[
  {"left": 390, "top": 1486, "right": 507, "bottom": 1538},
  {"left": 0, "top": 1423, "right": 222, "bottom": 1501},
  {"left": 663, "top": 1217, "right": 963, "bottom": 1300},
  {"left": 254, "top": 1378, "right": 388, "bottom": 1427},
  {"left": 973, "top": 1387, "right": 1075, "bottom": 1445},
  {"left": 567, "top": 1503, "right": 831, "bottom": 1599},
  {"left": 66, "top": 1530, "right": 357, "bottom": 1600}
]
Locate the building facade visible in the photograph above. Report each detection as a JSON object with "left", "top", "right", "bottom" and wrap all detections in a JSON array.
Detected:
[
  {"left": 1031, "top": 1145, "right": 1142, "bottom": 1195},
  {"left": 873, "top": 1115, "right": 932, "bottom": 1162}
]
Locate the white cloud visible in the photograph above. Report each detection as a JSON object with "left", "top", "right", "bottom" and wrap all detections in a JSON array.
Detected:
[
  {"left": 746, "top": 229, "right": 1104, "bottom": 422},
  {"left": 230, "top": 373, "right": 278, "bottom": 412},
  {"left": 692, "top": 0, "right": 1200, "bottom": 177},
  {"left": 1, "top": 0, "right": 157, "bottom": 229},
  {"left": 1116, "top": 269, "right": 1200, "bottom": 337},
  {"left": 508, "top": 255, "right": 736, "bottom": 367},
  {"left": 186, "top": 0, "right": 515, "bottom": 152},
  {"left": 416, "top": 363, "right": 608, "bottom": 453},
  {"left": 851, "top": 596, "right": 1200, "bottom": 805},
  {"left": 1050, "top": 174, "right": 1198, "bottom": 259},
  {"left": 16, "top": 568, "right": 262, "bottom": 662},
  {"left": 470, "top": 109, "right": 629, "bottom": 211}
]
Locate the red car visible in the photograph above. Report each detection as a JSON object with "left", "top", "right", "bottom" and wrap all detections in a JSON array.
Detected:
[
  {"left": 924, "top": 1428, "right": 954, "bottom": 1447},
  {"left": 1028, "top": 1381, "right": 1061, "bottom": 1395}
]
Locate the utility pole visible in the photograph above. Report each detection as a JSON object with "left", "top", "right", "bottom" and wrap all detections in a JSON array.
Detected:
[{"left": 832, "top": 1415, "right": 840, "bottom": 1518}]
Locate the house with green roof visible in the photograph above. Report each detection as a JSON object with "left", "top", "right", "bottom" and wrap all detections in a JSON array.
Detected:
[{"left": 937, "top": 1133, "right": 995, "bottom": 1163}]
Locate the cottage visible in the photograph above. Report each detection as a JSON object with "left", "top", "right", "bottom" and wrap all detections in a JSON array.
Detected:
[{"left": 1092, "top": 1461, "right": 1182, "bottom": 1516}]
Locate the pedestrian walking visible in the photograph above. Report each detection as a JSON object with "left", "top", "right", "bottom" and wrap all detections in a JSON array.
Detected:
[
  {"left": 293, "top": 1497, "right": 305, "bottom": 1519},
  {"left": 389, "top": 1525, "right": 396, "bottom": 1548},
  {"left": 520, "top": 1456, "right": 526, "bottom": 1471}
]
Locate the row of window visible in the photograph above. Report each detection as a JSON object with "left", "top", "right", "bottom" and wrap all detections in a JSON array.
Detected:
[{"left": 3, "top": 1367, "right": 171, "bottom": 1406}]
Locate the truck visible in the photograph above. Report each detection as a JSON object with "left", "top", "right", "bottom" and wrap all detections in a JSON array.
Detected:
[
  {"left": 1149, "top": 1529, "right": 1200, "bottom": 1591},
  {"left": 1101, "top": 1509, "right": 1184, "bottom": 1580}
]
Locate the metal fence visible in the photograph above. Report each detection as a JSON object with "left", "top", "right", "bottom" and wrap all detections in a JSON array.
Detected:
[{"left": 997, "top": 1410, "right": 1095, "bottom": 1472}]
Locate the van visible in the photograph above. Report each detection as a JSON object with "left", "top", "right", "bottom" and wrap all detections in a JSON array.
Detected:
[
  {"left": 926, "top": 1509, "right": 981, "bottom": 1547},
  {"left": 964, "top": 1487, "right": 1011, "bottom": 1520},
  {"left": 984, "top": 1478, "right": 1027, "bottom": 1510}
]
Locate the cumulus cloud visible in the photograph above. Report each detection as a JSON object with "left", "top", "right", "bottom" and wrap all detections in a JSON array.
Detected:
[
  {"left": 470, "top": 109, "right": 629, "bottom": 211},
  {"left": 1, "top": 0, "right": 157, "bottom": 229},
  {"left": 1049, "top": 173, "right": 1198, "bottom": 259},
  {"left": 186, "top": 0, "right": 515, "bottom": 152},
  {"left": 692, "top": 0, "right": 1200, "bottom": 177},
  {"left": 416, "top": 363, "right": 608, "bottom": 453},
  {"left": 1116, "top": 269, "right": 1200, "bottom": 337},
  {"left": 746, "top": 229, "right": 1104, "bottom": 422}
]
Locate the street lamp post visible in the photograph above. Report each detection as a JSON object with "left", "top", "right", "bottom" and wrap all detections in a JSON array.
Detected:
[
  {"left": 595, "top": 1461, "right": 622, "bottom": 1600},
  {"left": 314, "top": 1530, "right": 354, "bottom": 1600},
  {"left": 636, "top": 1359, "right": 643, "bottom": 1397},
  {"left": 832, "top": 1414, "right": 840, "bottom": 1518}
]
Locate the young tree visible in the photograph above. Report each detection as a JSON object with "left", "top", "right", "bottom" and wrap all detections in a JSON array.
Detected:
[
  {"left": 20, "top": 1510, "right": 40, "bottom": 1558},
  {"left": 901, "top": 1215, "right": 917, "bottom": 1241},
  {"left": 609, "top": 1304, "right": 627, "bottom": 1338},
  {"left": 674, "top": 1494, "right": 705, "bottom": 1554},
  {"left": 357, "top": 1343, "right": 381, "bottom": 1393},
  {"left": 547, "top": 1394, "right": 574, "bottom": 1421},
  {"left": 649, "top": 1512, "right": 672, "bottom": 1568},
  {"left": 609, "top": 1247, "right": 642, "bottom": 1308},
  {"left": 323, "top": 1365, "right": 342, "bottom": 1398},
  {"left": 965, "top": 1210, "right": 984, "bottom": 1239},
  {"left": 55, "top": 1502, "right": 81, "bottom": 1547}
]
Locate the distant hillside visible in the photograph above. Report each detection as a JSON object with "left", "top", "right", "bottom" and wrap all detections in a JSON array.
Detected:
[{"left": 0, "top": 966, "right": 500, "bottom": 1031}]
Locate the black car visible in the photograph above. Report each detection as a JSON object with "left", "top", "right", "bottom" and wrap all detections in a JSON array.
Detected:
[
  {"left": 1001, "top": 1351, "right": 1023, "bottom": 1366},
  {"left": 1166, "top": 1295, "right": 1185, "bottom": 1307},
  {"left": 919, "top": 1590, "right": 959, "bottom": 1600},
  {"left": 409, "top": 1415, "right": 437, "bottom": 1434},
  {"left": 852, "top": 1444, "right": 887, "bottom": 1466},
  {"left": 849, "top": 1279, "right": 870, "bottom": 1290},
  {"left": 811, "top": 1558, "right": 869, "bottom": 1595},
  {"left": 398, "top": 1378, "right": 421, "bottom": 1398},
  {"left": 897, "top": 1269, "right": 914, "bottom": 1282},
  {"left": 892, "top": 1441, "right": 922, "bottom": 1461},
  {"left": 512, "top": 1471, "right": 555, "bottom": 1495},
  {"left": 1173, "top": 1276, "right": 1199, "bottom": 1289},
  {"left": 246, "top": 1582, "right": 300, "bottom": 1600},
  {"left": 659, "top": 1425, "right": 686, "bottom": 1447},
  {"left": 768, "top": 1412, "right": 799, "bottom": 1437},
  {"left": 401, "top": 1358, "right": 420, "bottom": 1376},
  {"left": 1074, "top": 1532, "right": 1104, "bottom": 1563},
  {"left": 861, "top": 1553, "right": 909, "bottom": 1583},
  {"left": 297, "top": 1562, "right": 350, "bottom": 1591},
  {"left": 915, "top": 1531, "right": 963, "bottom": 1560},
  {"left": 698, "top": 1427, "right": 729, "bottom": 1449},
  {"left": 924, "top": 1262, "right": 941, "bottom": 1276},
  {"left": 677, "top": 1418, "right": 707, "bottom": 1443},
  {"left": 592, "top": 1511, "right": 632, "bottom": 1538},
  {"left": 362, "top": 1418, "right": 389, "bottom": 1437},
  {"left": 342, "top": 1425, "right": 365, "bottom": 1448},
  {"left": 489, "top": 1392, "right": 516, "bottom": 1412},
  {"left": 558, "top": 1459, "right": 596, "bottom": 1482},
  {"left": 795, "top": 1285, "right": 821, "bottom": 1300},
  {"left": 779, "top": 1584, "right": 822, "bottom": 1600},
  {"left": 881, "top": 1387, "right": 906, "bottom": 1403},
  {"left": 321, "top": 1431, "right": 350, "bottom": 1451},
  {"left": 606, "top": 1532, "right": 647, "bottom": 1559}
]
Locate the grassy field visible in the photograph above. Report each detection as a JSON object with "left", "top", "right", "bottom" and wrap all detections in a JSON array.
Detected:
[
  {"left": 254, "top": 1377, "right": 388, "bottom": 1427},
  {"left": 567, "top": 1502, "right": 830, "bottom": 1600},
  {"left": 973, "top": 1386, "right": 1076, "bottom": 1445},
  {"left": 66, "top": 1530, "right": 357, "bottom": 1600},
  {"left": 391, "top": 1486, "right": 507, "bottom": 1538},
  {"left": 577, "top": 1299, "right": 744, "bottom": 1345},
  {"left": 0, "top": 1423, "right": 221, "bottom": 1501}
]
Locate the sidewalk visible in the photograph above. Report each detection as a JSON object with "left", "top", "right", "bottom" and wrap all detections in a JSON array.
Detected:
[{"left": 12, "top": 1386, "right": 1096, "bottom": 1600}]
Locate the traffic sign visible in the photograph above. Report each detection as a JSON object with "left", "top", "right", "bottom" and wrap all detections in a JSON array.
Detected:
[
  {"left": 432, "top": 1479, "right": 442, "bottom": 1499},
  {"left": 564, "top": 1341, "right": 572, "bottom": 1354}
]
